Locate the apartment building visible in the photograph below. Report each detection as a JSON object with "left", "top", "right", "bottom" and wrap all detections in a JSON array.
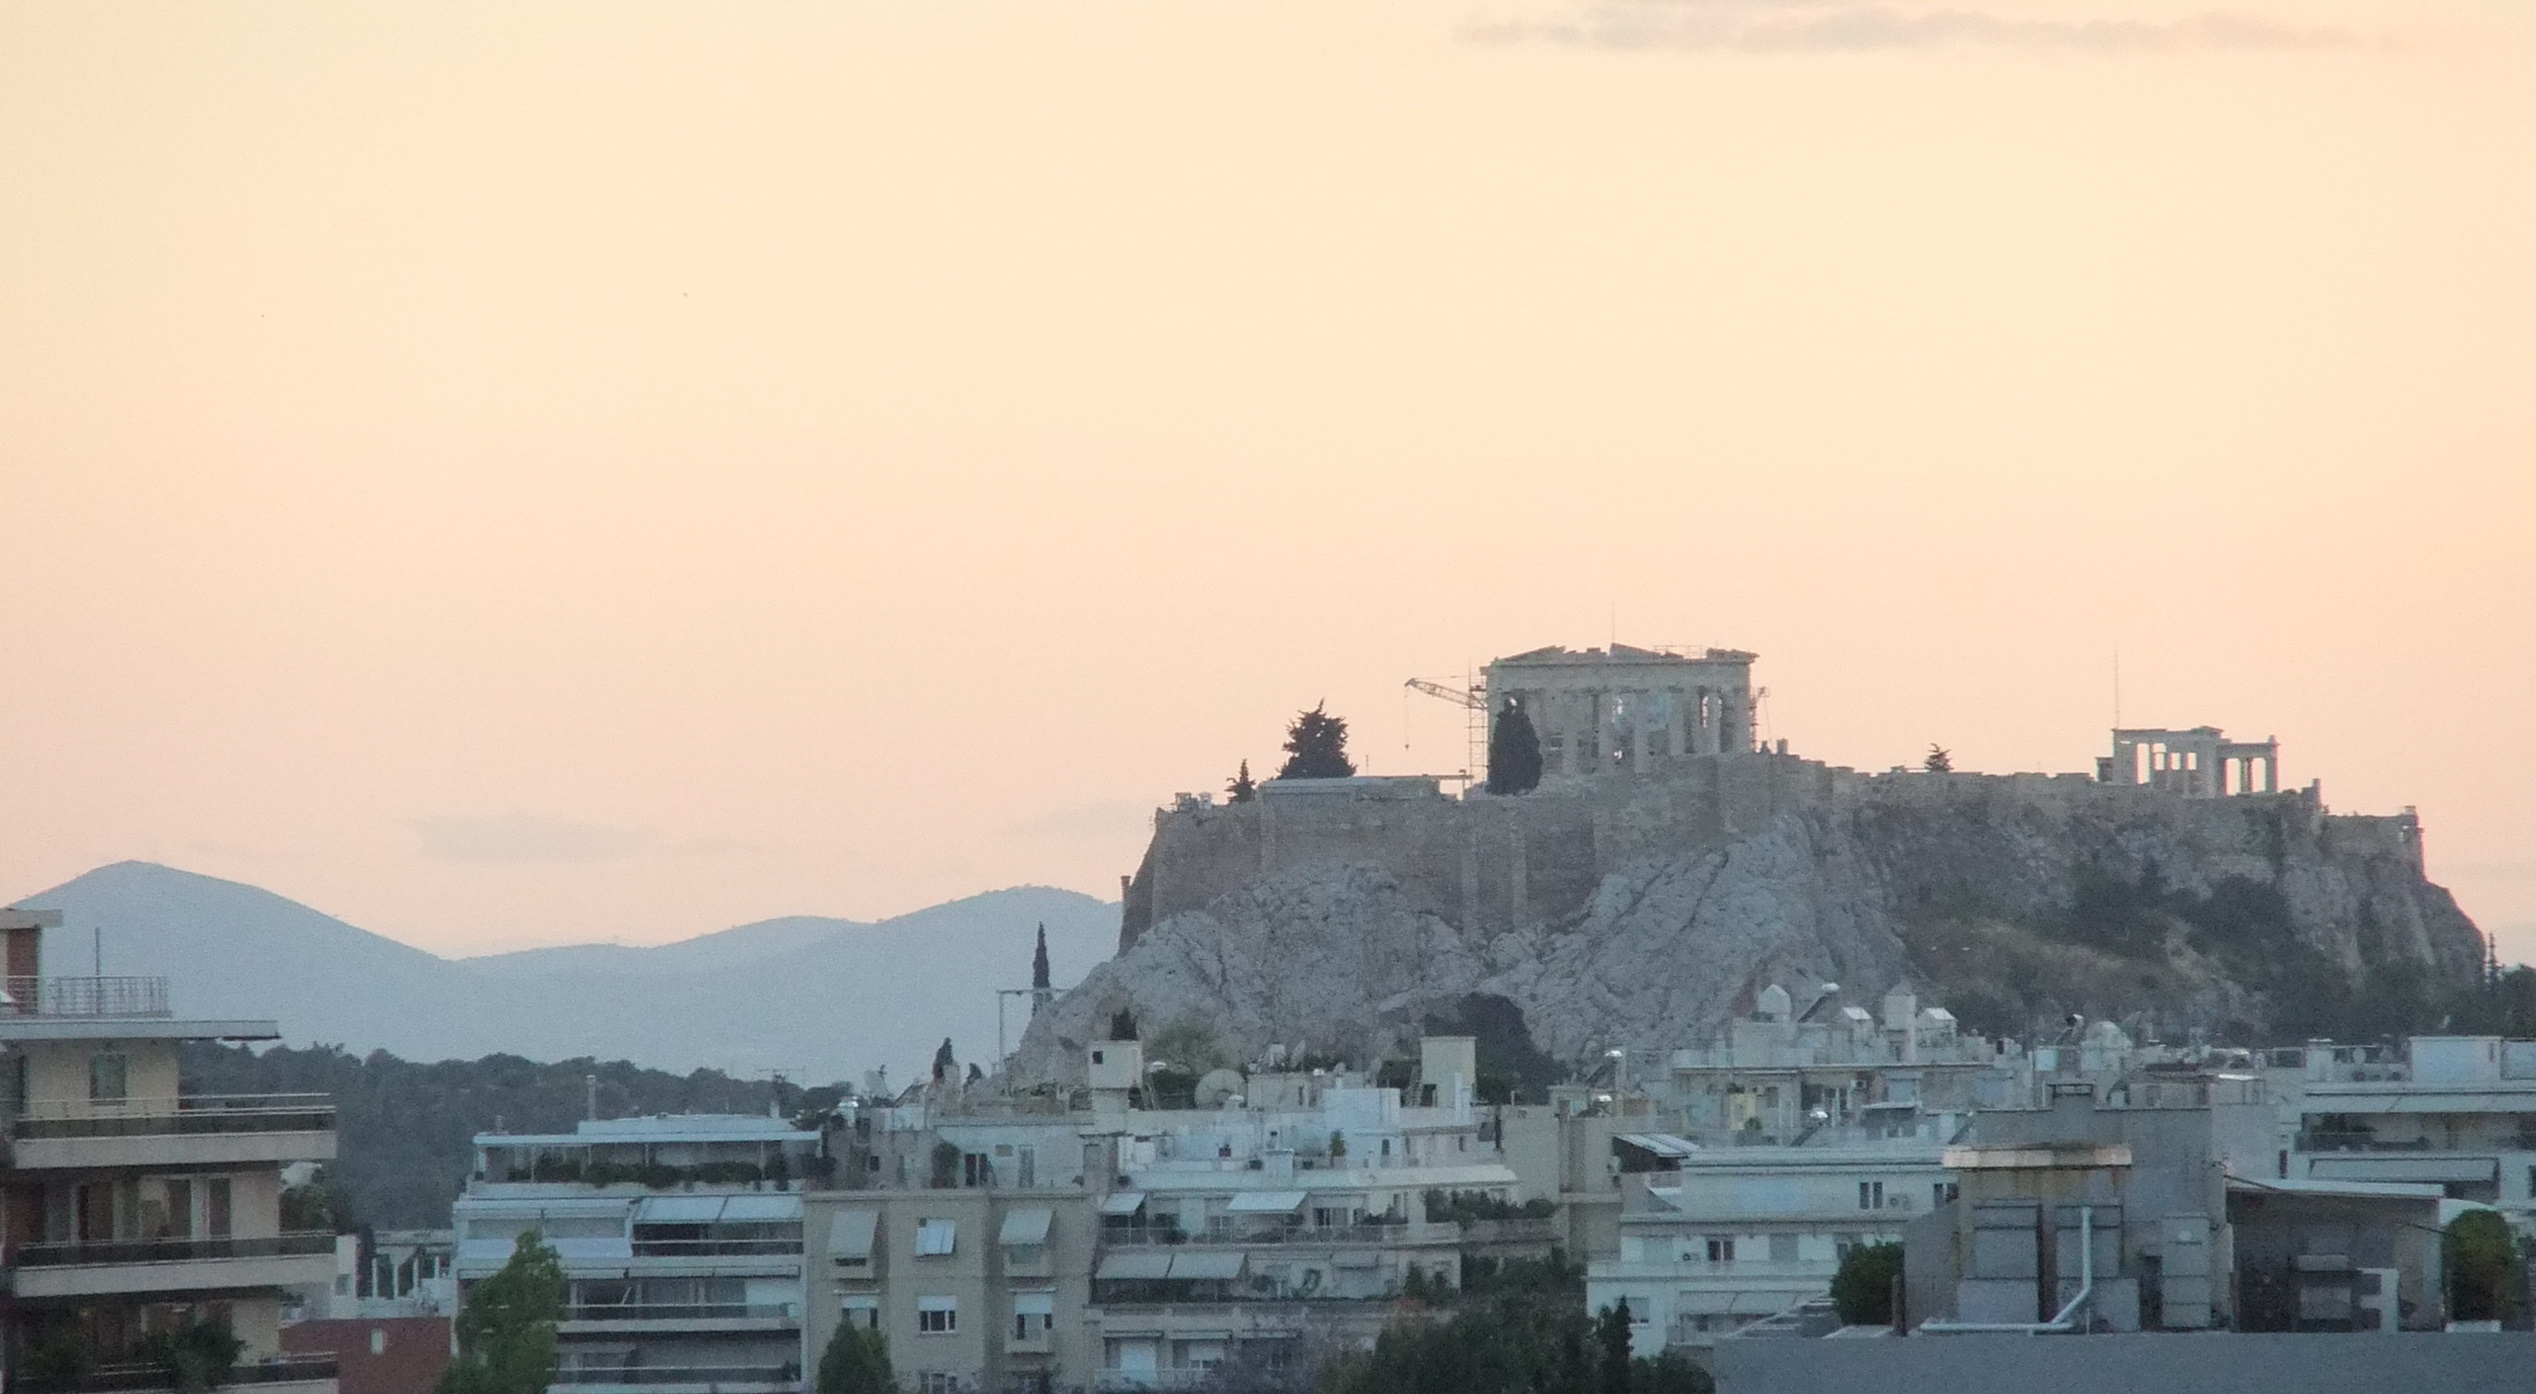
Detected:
[
  {"left": 805, "top": 1034, "right": 1553, "bottom": 1393},
  {"left": 1647, "top": 984, "right": 2012, "bottom": 1142},
  {"left": 0, "top": 905, "right": 341, "bottom": 1394},
  {"left": 2285, "top": 1034, "right": 2536, "bottom": 1216},
  {"left": 451, "top": 1114, "right": 822, "bottom": 1394}
]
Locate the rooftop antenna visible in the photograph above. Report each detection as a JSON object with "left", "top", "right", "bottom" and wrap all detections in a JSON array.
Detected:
[{"left": 2113, "top": 650, "right": 2122, "bottom": 730}]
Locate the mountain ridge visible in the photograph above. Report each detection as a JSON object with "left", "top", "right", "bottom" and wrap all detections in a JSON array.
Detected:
[{"left": 11, "top": 861, "right": 1117, "bottom": 1082}]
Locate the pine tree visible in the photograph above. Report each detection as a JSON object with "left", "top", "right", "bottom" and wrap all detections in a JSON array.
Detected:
[
  {"left": 1226, "top": 760, "right": 1258, "bottom": 803},
  {"left": 1595, "top": 1298, "right": 1633, "bottom": 1394},
  {"left": 815, "top": 1321, "right": 895, "bottom": 1394},
  {"left": 441, "top": 1232, "right": 562, "bottom": 1394},
  {"left": 1924, "top": 744, "right": 1953, "bottom": 773},
  {"left": 1032, "top": 925, "right": 1052, "bottom": 991},
  {"left": 1487, "top": 701, "right": 1544, "bottom": 796},
  {"left": 1276, "top": 702, "right": 1355, "bottom": 780}
]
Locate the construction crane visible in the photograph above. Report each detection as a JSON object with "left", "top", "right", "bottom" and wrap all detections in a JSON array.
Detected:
[{"left": 1404, "top": 676, "right": 1488, "bottom": 783}]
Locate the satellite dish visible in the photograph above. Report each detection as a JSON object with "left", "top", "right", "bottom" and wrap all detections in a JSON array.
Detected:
[{"left": 1196, "top": 1069, "right": 1245, "bottom": 1108}]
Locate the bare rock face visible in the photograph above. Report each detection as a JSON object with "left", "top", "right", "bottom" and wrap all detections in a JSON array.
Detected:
[{"left": 1012, "top": 765, "right": 2484, "bottom": 1082}]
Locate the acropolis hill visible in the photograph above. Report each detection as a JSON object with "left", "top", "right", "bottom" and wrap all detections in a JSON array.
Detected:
[{"left": 1013, "top": 644, "right": 2485, "bottom": 1080}]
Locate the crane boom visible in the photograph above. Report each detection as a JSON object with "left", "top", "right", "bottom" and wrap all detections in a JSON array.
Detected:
[{"left": 1403, "top": 677, "right": 1484, "bottom": 710}]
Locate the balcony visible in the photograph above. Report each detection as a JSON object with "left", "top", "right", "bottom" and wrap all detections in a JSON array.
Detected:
[
  {"left": 1095, "top": 1371, "right": 1216, "bottom": 1392},
  {"left": 1, "top": 977, "right": 171, "bottom": 1019},
  {"left": 8, "top": 1095, "right": 337, "bottom": 1170},
  {"left": 7, "top": 1231, "right": 340, "bottom": 1300},
  {"left": 551, "top": 1365, "right": 796, "bottom": 1393},
  {"left": 1106, "top": 1222, "right": 1462, "bottom": 1248},
  {"left": 558, "top": 1303, "right": 799, "bottom": 1333},
  {"left": 28, "top": 1355, "right": 339, "bottom": 1394}
]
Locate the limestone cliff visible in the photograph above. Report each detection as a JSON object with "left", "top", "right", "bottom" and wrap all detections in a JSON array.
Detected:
[{"left": 1012, "top": 758, "right": 2485, "bottom": 1081}]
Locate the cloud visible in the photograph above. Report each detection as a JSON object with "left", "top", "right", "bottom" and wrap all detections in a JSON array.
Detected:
[
  {"left": 1461, "top": 4, "right": 2376, "bottom": 55},
  {"left": 409, "top": 814, "right": 769, "bottom": 864}
]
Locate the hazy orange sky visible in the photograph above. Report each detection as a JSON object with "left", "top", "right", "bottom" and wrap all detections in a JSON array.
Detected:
[{"left": 4, "top": 0, "right": 2530, "bottom": 961}]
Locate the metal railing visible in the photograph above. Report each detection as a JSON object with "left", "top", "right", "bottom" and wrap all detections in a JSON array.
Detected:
[
  {"left": 12, "top": 1231, "right": 338, "bottom": 1268},
  {"left": 1109, "top": 1223, "right": 1436, "bottom": 1247},
  {"left": 1, "top": 977, "right": 171, "bottom": 1019},
  {"left": 560, "top": 1304, "right": 798, "bottom": 1323},
  {"left": 1095, "top": 1371, "right": 1216, "bottom": 1392},
  {"left": 627, "top": 1238, "right": 802, "bottom": 1258},
  {"left": 552, "top": 1367, "right": 797, "bottom": 1387},
  {"left": 30, "top": 1355, "right": 339, "bottom": 1393},
  {"left": 12, "top": 1095, "right": 336, "bottom": 1140}
]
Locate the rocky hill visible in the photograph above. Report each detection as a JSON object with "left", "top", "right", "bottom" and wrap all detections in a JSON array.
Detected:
[{"left": 1011, "top": 757, "right": 2486, "bottom": 1080}]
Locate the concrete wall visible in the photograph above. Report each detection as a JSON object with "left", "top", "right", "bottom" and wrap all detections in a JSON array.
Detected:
[{"left": 1713, "top": 1331, "right": 2532, "bottom": 1394}]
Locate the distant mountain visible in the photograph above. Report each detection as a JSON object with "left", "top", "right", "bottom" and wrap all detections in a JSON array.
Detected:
[{"left": 12, "top": 862, "right": 1116, "bottom": 1083}]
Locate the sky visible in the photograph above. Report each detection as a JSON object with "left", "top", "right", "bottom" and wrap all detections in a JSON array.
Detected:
[{"left": 2, "top": 0, "right": 2530, "bottom": 960}]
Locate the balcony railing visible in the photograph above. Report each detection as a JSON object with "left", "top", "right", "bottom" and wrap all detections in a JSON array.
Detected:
[
  {"left": 12, "top": 1231, "right": 338, "bottom": 1268},
  {"left": 1108, "top": 1223, "right": 1440, "bottom": 1247},
  {"left": 552, "top": 1366, "right": 797, "bottom": 1387},
  {"left": 25, "top": 1354, "right": 339, "bottom": 1393},
  {"left": 1, "top": 977, "right": 171, "bottom": 1019},
  {"left": 627, "top": 1238, "right": 802, "bottom": 1258},
  {"left": 12, "top": 1095, "right": 336, "bottom": 1140},
  {"left": 1095, "top": 1371, "right": 1216, "bottom": 1392},
  {"left": 560, "top": 1304, "right": 799, "bottom": 1323}
]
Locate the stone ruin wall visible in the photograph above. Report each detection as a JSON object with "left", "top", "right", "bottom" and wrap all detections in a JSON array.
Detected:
[{"left": 1117, "top": 754, "right": 2461, "bottom": 977}]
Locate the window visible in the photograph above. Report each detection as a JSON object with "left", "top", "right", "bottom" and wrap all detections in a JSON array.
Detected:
[
  {"left": 915, "top": 1219, "right": 956, "bottom": 1256},
  {"left": 1017, "top": 1148, "right": 1037, "bottom": 1189},
  {"left": 916, "top": 1375, "right": 958, "bottom": 1394},
  {"left": 1012, "top": 1291, "right": 1055, "bottom": 1341},
  {"left": 90, "top": 1053, "right": 129, "bottom": 1104},
  {"left": 839, "top": 1299, "right": 880, "bottom": 1332},
  {"left": 1705, "top": 1238, "right": 1735, "bottom": 1263},
  {"left": 1857, "top": 1181, "right": 1884, "bottom": 1210},
  {"left": 1934, "top": 1182, "right": 1958, "bottom": 1208},
  {"left": 206, "top": 1178, "right": 233, "bottom": 1237},
  {"left": 916, "top": 1297, "right": 957, "bottom": 1334}
]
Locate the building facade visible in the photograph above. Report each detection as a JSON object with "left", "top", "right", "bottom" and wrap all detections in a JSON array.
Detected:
[
  {"left": 452, "top": 1115, "right": 822, "bottom": 1394},
  {"left": 0, "top": 906, "right": 341, "bottom": 1394}
]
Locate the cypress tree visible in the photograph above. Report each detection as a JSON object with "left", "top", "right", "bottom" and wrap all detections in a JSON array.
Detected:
[
  {"left": 1276, "top": 702, "right": 1355, "bottom": 780},
  {"left": 1225, "top": 760, "right": 1258, "bottom": 803},
  {"left": 1487, "top": 701, "right": 1544, "bottom": 795},
  {"left": 1031, "top": 925, "right": 1051, "bottom": 991}
]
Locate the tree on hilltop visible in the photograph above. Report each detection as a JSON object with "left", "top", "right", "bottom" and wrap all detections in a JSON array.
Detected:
[
  {"left": 1923, "top": 745, "right": 1953, "bottom": 773},
  {"left": 1487, "top": 701, "right": 1543, "bottom": 796},
  {"left": 1226, "top": 760, "right": 1258, "bottom": 803},
  {"left": 1277, "top": 703, "right": 1355, "bottom": 780}
]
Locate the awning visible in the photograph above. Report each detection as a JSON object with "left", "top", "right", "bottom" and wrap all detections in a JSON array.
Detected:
[
  {"left": 2308, "top": 1156, "right": 2497, "bottom": 1185},
  {"left": 1168, "top": 1251, "right": 1247, "bottom": 1280},
  {"left": 1617, "top": 1134, "right": 1700, "bottom": 1160},
  {"left": 1225, "top": 1191, "right": 1308, "bottom": 1214},
  {"left": 635, "top": 1195, "right": 727, "bottom": 1224},
  {"left": 1096, "top": 1251, "right": 1175, "bottom": 1280},
  {"left": 1000, "top": 1208, "right": 1054, "bottom": 1246},
  {"left": 827, "top": 1209, "right": 879, "bottom": 1260},
  {"left": 1099, "top": 1191, "right": 1150, "bottom": 1216},
  {"left": 720, "top": 1194, "right": 803, "bottom": 1222}
]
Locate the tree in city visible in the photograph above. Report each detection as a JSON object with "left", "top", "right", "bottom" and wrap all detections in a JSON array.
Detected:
[
  {"left": 1031, "top": 925, "right": 1052, "bottom": 992},
  {"left": 1487, "top": 701, "right": 1544, "bottom": 795},
  {"left": 138, "top": 1320, "right": 242, "bottom": 1394},
  {"left": 1226, "top": 759, "right": 1259, "bottom": 803},
  {"left": 1276, "top": 702, "right": 1356, "bottom": 779},
  {"left": 814, "top": 1321, "right": 895, "bottom": 1394},
  {"left": 1830, "top": 1242, "right": 1905, "bottom": 1325},
  {"left": 1594, "top": 1299, "right": 1633, "bottom": 1394},
  {"left": 1923, "top": 745, "right": 1953, "bottom": 773},
  {"left": 440, "top": 1231, "right": 563, "bottom": 1394},
  {"left": 2446, "top": 1209, "right": 2523, "bottom": 1322},
  {"left": 930, "top": 1038, "right": 955, "bottom": 1083}
]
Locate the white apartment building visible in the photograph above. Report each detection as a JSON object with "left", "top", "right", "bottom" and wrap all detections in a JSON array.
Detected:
[
  {"left": 452, "top": 1114, "right": 822, "bottom": 1394},
  {"left": 0, "top": 906, "right": 341, "bottom": 1394},
  {"left": 804, "top": 1035, "right": 1554, "bottom": 1393},
  {"left": 2286, "top": 1034, "right": 2536, "bottom": 1217}
]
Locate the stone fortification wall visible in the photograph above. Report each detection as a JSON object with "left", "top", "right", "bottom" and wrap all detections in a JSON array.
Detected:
[{"left": 1019, "top": 757, "right": 2481, "bottom": 1085}]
